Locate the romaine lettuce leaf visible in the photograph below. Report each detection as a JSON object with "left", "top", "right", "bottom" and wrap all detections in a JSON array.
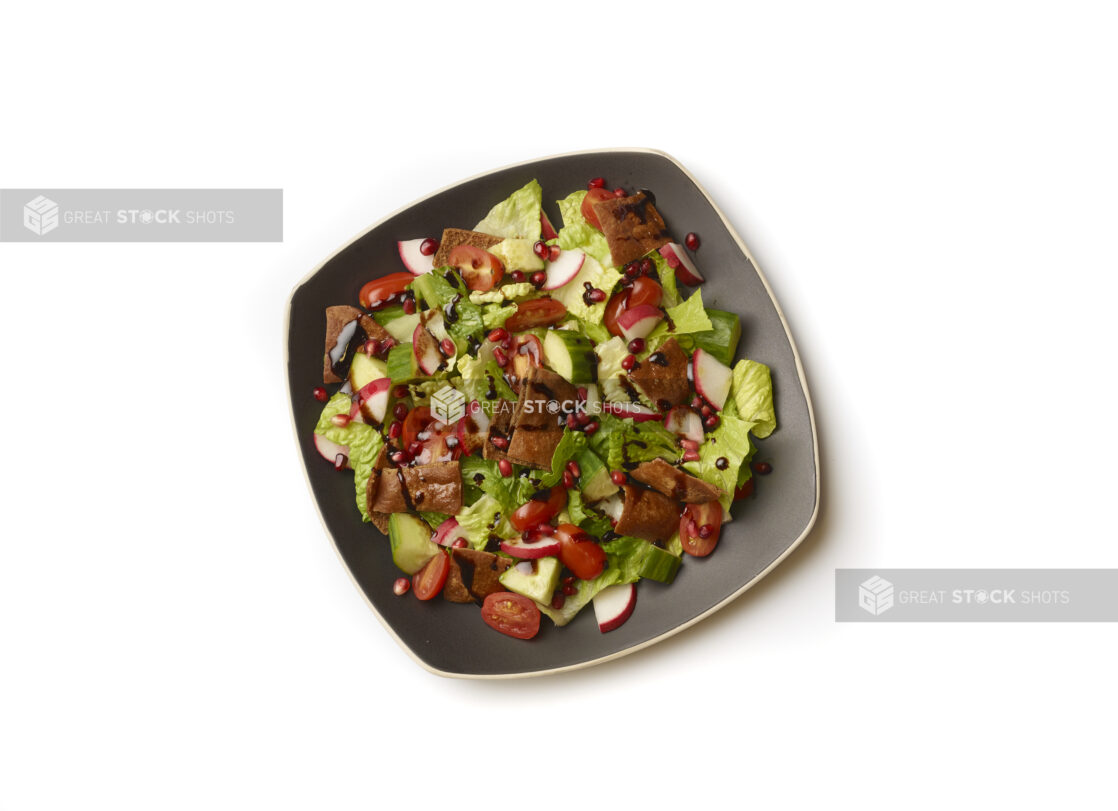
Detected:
[
  {"left": 595, "top": 336, "right": 653, "bottom": 407},
  {"left": 646, "top": 289, "right": 712, "bottom": 352},
  {"left": 454, "top": 493, "right": 510, "bottom": 551},
  {"left": 474, "top": 179, "right": 543, "bottom": 240},
  {"left": 314, "top": 393, "right": 385, "bottom": 522},
  {"left": 550, "top": 252, "right": 622, "bottom": 324},
  {"left": 606, "top": 420, "right": 680, "bottom": 471},
  {"left": 648, "top": 250, "right": 682, "bottom": 308},
  {"left": 555, "top": 191, "right": 613, "bottom": 267},
  {"left": 683, "top": 412, "right": 756, "bottom": 512},
  {"left": 481, "top": 302, "right": 518, "bottom": 329},
  {"left": 539, "top": 429, "right": 588, "bottom": 488},
  {"left": 731, "top": 359, "right": 777, "bottom": 438}
]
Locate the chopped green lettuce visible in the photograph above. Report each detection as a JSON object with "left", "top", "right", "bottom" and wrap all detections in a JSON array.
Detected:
[
  {"left": 595, "top": 336, "right": 652, "bottom": 407},
  {"left": 551, "top": 252, "right": 622, "bottom": 324},
  {"left": 469, "top": 282, "right": 535, "bottom": 304},
  {"left": 454, "top": 494, "right": 509, "bottom": 550},
  {"left": 474, "top": 179, "right": 543, "bottom": 240},
  {"left": 691, "top": 309, "right": 742, "bottom": 367},
  {"left": 683, "top": 413, "right": 757, "bottom": 512},
  {"left": 555, "top": 191, "right": 613, "bottom": 267},
  {"left": 412, "top": 270, "right": 484, "bottom": 340},
  {"left": 649, "top": 250, "right": 682, "bottom": 308},
  {"left": 731, "top": 359, "right": 777, "bottom": 438},
  {"left": 481, "top": 303, "right": 518, "bottom": 329},
  {"left": 647, "top": 289, "right": 712, "bottom": 352},
  {"left": 606, "top": 420, "right": 680, "bottom": 471},
  {"left": 314, "top": 393, "right": 385, "bottom": 522},
  {"left": 539, "top": 430, "right": 588, "bottom": 488}
]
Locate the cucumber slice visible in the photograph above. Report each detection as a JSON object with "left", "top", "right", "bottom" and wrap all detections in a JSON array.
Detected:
[
  {"left": 691, "top": 309, "right": 741, "bottom": 367},
  {"left": 373, "top": 304, "right": 422, "bottom": 344},
  {"left": 544, "top": 331, "right": 598, "bottom": 384},
  {"left": 386, "top": 342, "right": 419, "bottom": 383},
  {"left": 576, "top": 447, "right": 618, "bottom": 503},
  {"left": 638, "top": 544, "right": 682, "bottom": 584},
  {"left": 388, "top": 513, "right": 439, "bottom": 574},
  {"left": 499, "top": 557, "right": 562, "bottom": 604},
  {"left": 348, "top": 352, "right": 389, "bottom": 392}
]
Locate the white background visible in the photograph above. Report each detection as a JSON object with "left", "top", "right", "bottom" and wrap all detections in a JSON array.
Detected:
[{"left": 2, "top": 2, "right": 1115, "bottom": 808}]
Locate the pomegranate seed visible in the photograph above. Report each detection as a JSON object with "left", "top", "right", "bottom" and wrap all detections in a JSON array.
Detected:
[
  {"left": 755, "top": 462, "right": 774, "bottom": 475},
  {"left": 407, "top": 441, "right": 422, "bottom": 455},
  {"left": 402, "top": 297, "right": 416, "bottom": 315},
  {"left": 577, "top": 386, "right": 588, "bottom": 402},
  {"left": 588, "top": 177, "right": 606, "bottom": 189},
  {"left": 390, "top": 450, "right": 410, "bottom": 465},
  {"left": 331, "top": 414, "right": 351, "bottom": 427},
  {"left": 490, "top": 435, "right": 509, "bottom": 450},
  {"left": 613, "top": 187, "right": 626, "bottom": 197},
  {"left": 684, "top": 232, "right": 700, "bottom": 250},
  {"left": 562, "top": 575, "right": 576, "bottom": 586},
  {"left": 334, "top": 453, "right": 348, "bottom": 471},
  {"left": 419, "top": 238, "right": 439, "bottom": 256},
  {"left": 548, "top": 245, "right": 560, "bottom": 262},
  {"left": 682, "top": 449, "right": 701, "bottom": 463},
  {"left": 610, "top": 471, "right": 627, "bottom": 486},
  {"left": 530, "top": 270, "right": 547, "bottom": 287},
  {"left": 536, "top": 523, "right": 556, "bottom": 536},
  {"left": 621, "top": 354, "right": 636, "bottom": 370},
  {"left": 379, "top": 338, "right": 396, "bottom": 355},
  {"left": 551, "top": 593, "right": 566, "bottom": 610},
  {"left": 488, "top": 328, "right": 508, "bottom": 343},
  {"left": 680, "top": 438, "right": 700, "bottom": 451},
  {"left": 584, "top": 421, "right": 600, "bottom": 436},
  {"left": 587, "top": 287, "right": 607, "bottom": 303},
  {"left": 533, "top": 240, "right": 549, "bottom": 259},
  {"left": 388, "top": 420, "right": 403, "bottom": 439},
  {"left": 705, "top": 414, "right": 721, "bottom": 430},
  {"left": 363, "top": 339, "right": 379, "bottom": 355},
  {"left": 627, "top": 338, "right": 646, "bottom": 354},
  {"left": 563, "top": 470, "right": 576, "bottom": 488},
  {"left": 393, "top": 384, "right": 409, "bottom": 399},
  {"left": 640, "top": 258, "right": 654, "bottom": 276},
  {"left": 498, "top": 459, "right": 513, "bottom": 477},
  {"left": 393, "top": 577, "right": 411, "bottom": 596},
  {"left": 577, "top": 411, "right": 592, "bottom": 425},
  {"left": 510, "top": 270, "right": 525, "bottom": 283},
  {"left": 691, "top": 396, "right": 704, "bottom": 409},
  {"left": 566, "top": 460, "right": 581, "bottom": 478},
  {"left": 493, "top": 348, "right": 509, "bottom": 367},
  {"left": 562, "top": 582, "right": 578, "bottom": 596},
  {"left": 440, "top": 338, "right": 456, "bottom": 356},
  {"left": 624, "top": 262, "right": 640, "bottom": 278},
  {"left": 501, "top": 335, "right": 513, "bottom": 350},
  {"left": 393, "top": 402, "right": 408, "bottom": 421},
  {"left": 700, "top": 405, "right": 713, "bottom": 418},
  {"left": 698, "top": 524, "right": 714, "bottom": 539},
  {"left": 451, "top": 538, "right": 467, "bottom": 549},
  {"left": 312, "top": 386, "right": 329, "bottom": 402}
]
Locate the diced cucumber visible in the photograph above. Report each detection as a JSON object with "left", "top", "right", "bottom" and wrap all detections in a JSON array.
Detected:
[
  {"left": 544, "top": 330, "right": 598, "bottom": 384},
  {"left": 386, "top": 342, "right": 419, "bottom": 383},
  {"left": 388, "top": 513, "right": 439, "bottom": 574},
  {"left": 691, "top": 309, "right": 741, "bottom": 367},
  {"left": 384, "top": 311, "right": 421, "bottom": 344},
  {"left": 499, "top": 557, "right": 562, "bottom": 604},
  {"left": 348, "top": 352, "right": 388, "bottom": 391},
  {"left": 576, "top": 447, "right": 617, "bottom": 503},
  {"left": 639, "top": 544, "right": 682, "bottom": 584}
]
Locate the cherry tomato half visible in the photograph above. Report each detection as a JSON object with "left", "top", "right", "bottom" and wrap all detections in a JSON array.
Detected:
[
  {"left": 555, "top": 524, "right": 607, "bottom": 580},
  {"left": 679, "top": 502, "right": 724, "bottom": 557},
  {"left": 448, "top": 244, "right": 504, "bottom": 292},
  {"left": 413, "top": 551, "right": 450, "bottom": 600},
  {"left": 604, "top": 290, "right": 629, "bottom": 338},
  {"left": 359, "top": 272, "right": 414, "bottom": 309},
  {"left": 509, "top": 486, "right": 567, "bottom": 532},
  {"left": 504, "top": 298, "right": 567, "bottom": 332},
  {"left": 627, "top": 276, "right": 663, "bottom": 310},
  {"left": 401, "top": 405, "right": 458, "bottom": 463},
  {"left": 580, "top": 187, "right": 615, "bottom": 231},
  {"left": 481, "top": 592, "right": 541, "bottom": 640}
]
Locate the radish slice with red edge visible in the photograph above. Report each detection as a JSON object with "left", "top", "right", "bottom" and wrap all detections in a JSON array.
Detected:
[
  {"left": 665, "top": 406, "right": 704, "bottom": 443},
  {"left": 593, "top": 582, "right": 637, "bottom": 632},
  {"left": 692, "top": 348, "right": 732, "bottom": 411},
  {"left": 500, "top": 535, "right": 562, "bottom": 559},
  {"left": 541, "top": 249, "right": 585, "bottom": 290},
  {"left": 399, "top": 239, "right": 435, "bottom": 275},
  {"left": 658, "top": 242, "right": 704, "bottom": 286},
  {"left": 432, "top": 518, "right": 470, "bottom": 547},
  {"left": 313, "top": 433, "right": 351, "bottom": 468}
]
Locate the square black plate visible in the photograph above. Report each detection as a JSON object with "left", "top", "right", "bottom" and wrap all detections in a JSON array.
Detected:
[{"left": 285, "top": 148, "right": 819, "bottom": 678}]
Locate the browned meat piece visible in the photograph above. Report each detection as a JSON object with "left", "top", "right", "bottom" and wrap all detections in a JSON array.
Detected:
[
  {"left": 629, "top": 337, "right": 691, "bottom": 409},
  {"left": 442, "top": 554, "right": 474, "bottom": 603},
  {"left": 432, "top": 228, "right": 504, "bottom": 268},
  {"left": 400, "top": 462, "right": 462, "bottom": 514},
  {"left": 483, "top": 400, "right": 515, "bottom": 462},
  {"left": 591, "top": 192, "right": 671, "bottom": 268},
  {"left": 630, "top": 458, "right": 722, "bottom": 503},
  {"left": 452, "top": 547, "right": 513, "bottom": 601},
  {"left": 505, "top": 367, "right": 575, "bottom": 469},
  {"left": 323, "top": 305, "right": 391, "bottom": 384},
  {"left": 614, "top": 484, "right": 681, "bottom": 544}
]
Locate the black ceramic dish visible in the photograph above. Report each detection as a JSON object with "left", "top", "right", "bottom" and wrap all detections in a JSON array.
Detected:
[{"left": 285, "top": 149, "right": 819, "bottom": 678}]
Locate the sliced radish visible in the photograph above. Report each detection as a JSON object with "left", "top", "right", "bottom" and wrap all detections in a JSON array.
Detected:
[
  {"left": 615, "top": 304, "right": 663, "bottom": 343},
  {"left": 597, "top": 493, "right": 624, "bottom": 521},
  {"left": 659, "top": 242, "right": 705, "bottom": 286},
  {"left": 500, "top": 535, "right": 562, "bottom": 559},
  {"left": 692, "top": 348, "right": 732, "bottom": 410},
  {"left": 665, "top": 406, "right": 704, "bottom": 443},
  {"left": 412, "top": 323, "right": 444, "bottom": 375},
  {"left": 540, "top": 211, "right": 558, "bottom": 241},
  {"left": 593, "top": 582, "right": 637, "bottom": 632},
  {"left": 605, "top": 402, "right": 663, "bottom": 422},
  {"left": 541, "top": 248, "right": 585, "bottom": 291},
  {"left": 399, "top": 238, "right": 435, "bottom": 276},
  {"left": 355, "top": 377, "right": 391, "bottom": 424},
  {"left": 313, "top": 433, "right": 351, "bottom": 468},
  {"left": 432, "top": 518, "right": 470, "bottom": 547}
]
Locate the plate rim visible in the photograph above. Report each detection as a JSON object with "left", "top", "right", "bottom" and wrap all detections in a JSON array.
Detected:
[{"left": 283, "top": 146, "right": 821, "bottom": 679}]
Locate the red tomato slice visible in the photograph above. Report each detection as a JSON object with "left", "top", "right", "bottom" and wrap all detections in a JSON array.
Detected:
[
  {"left": 555, "top": 524, "right": 607, "bottom": 580},
  {"left": 399, "top": 405, "right": 457, "bottom": 463},
  {"left": 481, "top": 592, "right": 541, "bottom": 639},
  {"left": 504, "top": 298, "right": 567, "bottom": 332},
  {"left": 604, "top": 290, "right": 629, "bottom": 338},
  {"left": 401, "top": 406, "right": 432, "bottom": 450},
  {"left": 447, "top": 244, "right": 504, "bottom": 292},
  {"left": 413, "top": 551, "right": 450, "bottom": 600},
  {"left": 679, "top": 502, "right": 724, "bottom": 557},
  {"left": 509, "top": 486, "right": 567, "bottom": 532},
  {"left": 359, "top": 272, "right": 414, "bottom": 309},
  {"left": 627, "top": 275, "right": 663, "bottom": 310},
  {"left": 580, "top": 187, "right": 615, "bottom": 231}
]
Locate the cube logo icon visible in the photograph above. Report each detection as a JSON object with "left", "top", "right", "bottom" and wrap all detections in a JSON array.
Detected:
[
  {"left": 23, "top": 195, "right": 60, "bottom": 236},
  {"left": 859, "top": 575, "right": 894, "bottom": 616},
  {"left": 431, "top": 384, "right": 466, "bottom": 425}
]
